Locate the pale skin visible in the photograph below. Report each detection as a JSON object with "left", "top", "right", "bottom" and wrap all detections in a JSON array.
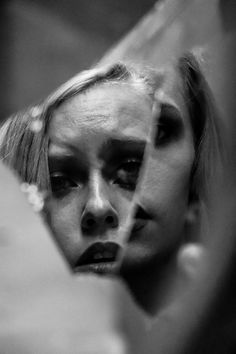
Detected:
[
  {"left": 45, "top": 71, "right": 197, "bottom": 313},
  {"left": 47, "top": 84, "right": 151, "bottom": 266}
]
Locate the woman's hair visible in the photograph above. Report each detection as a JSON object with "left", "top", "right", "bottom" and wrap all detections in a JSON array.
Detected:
[
  {"left": 0, "top": 53, "right": 222, "bottom": 204},
  {"left": 177, "top": 53, "right": 223, "bottom": 202}
]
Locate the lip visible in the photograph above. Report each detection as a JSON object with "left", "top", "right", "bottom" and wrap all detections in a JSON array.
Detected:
[
  {"left": 131, "top": 205, "right": 151, "bottom": 233},
  {"left": 74, "top": 262, "right": 119, "bottom": 275},
  {"left": 132, "top": 219, "right": 147, "bottom": 233},
  {"left": 74, "top": 242, "right": 121, "bottom": 275}
]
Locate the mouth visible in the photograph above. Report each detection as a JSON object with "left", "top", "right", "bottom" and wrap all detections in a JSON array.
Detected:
[
  {"left": 132, "top": 219, "right": 147, "bottom": 232},
  {"left": 131, "top": 205, "right": 150, "bottom": 233},
  {"left": 74, "top": 242, "right": 121, "bottom": 275}
]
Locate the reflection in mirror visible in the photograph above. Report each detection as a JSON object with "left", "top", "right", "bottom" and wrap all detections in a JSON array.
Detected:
[
  {"left": 119, "top": 51, "right": 224, "bottom": 314},
  {"left": 0, "top": 62, "right": 162, "bottom": 287},
  {"left": 1, "top": 0, "right": 236, "bottom": 353},
  {"left": 0, "top": 48, "right": 223, "bottom": 316}
]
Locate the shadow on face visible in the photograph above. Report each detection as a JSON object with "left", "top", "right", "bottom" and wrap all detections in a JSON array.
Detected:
[
  {"left": 44, "top": 67, "right": 197, "bottom": 313},
  {"left": 46, "top": 82, "right": 152, "bottom": 274},
  {"left": 120, "top": 67, "right": 198, "bottom": 312}
]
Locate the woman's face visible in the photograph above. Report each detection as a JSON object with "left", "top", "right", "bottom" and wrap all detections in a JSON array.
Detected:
[
  {"left": 46, "top": 73, "right": 195, "bottom": 281},
  {"left": 121, "top": 69, "right": 195, "bottom": 278}
]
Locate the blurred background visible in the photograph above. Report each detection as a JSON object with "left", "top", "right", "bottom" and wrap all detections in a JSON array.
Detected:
[
  {"left": 0, "top": 0, "right": 158, "bottom": 120},
  {"left": 1, "top": 1, "right": 236, "bottom": 352}
]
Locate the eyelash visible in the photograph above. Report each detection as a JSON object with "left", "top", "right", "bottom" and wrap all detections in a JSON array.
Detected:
[
  {"left": 113, "top": 158, "right": 142, "bottom": 191},
  {"left": 156, "top": 123, "right": 169, "bottom": 143},
  {"left": 50, "top": 174, "right": 78, "bottom": 194},
  {"left": 50, "top": 157, "right": 143, "bottom": 194},
  {"left": 155, "top": 120, "right": 178, "bottom": 146}
]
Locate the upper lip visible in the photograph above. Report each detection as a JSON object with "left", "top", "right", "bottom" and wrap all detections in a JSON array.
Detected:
[
  {"left": 131, "top": 205, "right": 151, "bottom": 232},
  {"left": 75, "top": 242, "right": 121, "bottom": 267}
]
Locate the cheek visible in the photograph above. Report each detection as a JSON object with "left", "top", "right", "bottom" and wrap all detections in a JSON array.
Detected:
[
  {"left": 43, "top": 194, "right": 84, "bottom": 264},
  {"left": 140, "top": 148, "right": 194, "bottom": 220},
  {"left": 136, "top": 153, "right": 193, "bottom": 253},
  {"left": 43, "top": 190, "right": 137, "bottom": 256}
]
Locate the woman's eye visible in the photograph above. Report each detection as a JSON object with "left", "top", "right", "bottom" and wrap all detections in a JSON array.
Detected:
[
  {"left": 50, "top": 174, "right": 78, "bottom": 193},
  {"left": 155, "top": 112, "right": 183, "bottom": 147},
  {"left": 114, "top": 159, "right": 142, "bottom": 191},
  {"left": 155, "top": 124, "right": 170, "bottom": 144}
]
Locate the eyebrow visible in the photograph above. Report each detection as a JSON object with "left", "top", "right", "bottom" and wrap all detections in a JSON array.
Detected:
[
  {"left": 48, "top": 140, "right": 87, "bottom": 160},
  {"left": 153, "top": 103, "right": 184, "bottom": 147},
  {"left": 105, "top": 137, "right": 146, "bottom": 148},
  {"left": 48, "top": 137, "right": 146, "bottom": 167},
  {"left": 48, "top": 143, "right": 89, "bottom": 175},
  {"left": 99, "top": 138, "right": 146, "bottom": 161}
]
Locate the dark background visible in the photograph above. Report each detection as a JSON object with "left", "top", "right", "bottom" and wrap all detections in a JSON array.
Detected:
[{"left": 1, "top": 0, "right": 157, "bottom": 119}]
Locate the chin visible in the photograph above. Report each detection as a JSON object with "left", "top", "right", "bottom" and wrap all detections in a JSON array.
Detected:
[{"left": 119, "top": 244, "right": 180, "bottom": 315}]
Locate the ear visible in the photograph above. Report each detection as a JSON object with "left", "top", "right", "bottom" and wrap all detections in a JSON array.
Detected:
[
  {"left": 184, "top": 199, "right": 201, "bottom": 242},
  {"left": 177, "top": 242, "right": 206, "bottom": 278}
]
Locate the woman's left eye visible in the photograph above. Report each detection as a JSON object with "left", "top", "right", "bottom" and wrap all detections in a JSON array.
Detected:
[
  {"left": 113, "top": 159, "right": 142, "bottom": 191},
  {"left": 155, "top": 123, "right": 171, "bottom": 145}
]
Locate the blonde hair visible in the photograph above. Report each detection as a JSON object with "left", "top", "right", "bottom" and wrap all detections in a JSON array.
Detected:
[{"left": 0, "top": 55, "right": 222, "bottom": 203}]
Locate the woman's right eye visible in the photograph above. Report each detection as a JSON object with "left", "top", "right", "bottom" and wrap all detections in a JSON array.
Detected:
[{"left": 50, "top": 174, "right": 78, "bottom": 193}]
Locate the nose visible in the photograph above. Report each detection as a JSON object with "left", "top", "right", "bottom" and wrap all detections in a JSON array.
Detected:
[{"left": 81, "top": 173, "right": 118, "bottom": 235}]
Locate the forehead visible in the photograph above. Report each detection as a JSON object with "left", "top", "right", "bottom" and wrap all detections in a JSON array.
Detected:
[
  {"left": 49, "top": 83, "right": 153, "bottom": 145},
  {"left": 159, "top": 65, "right": 186, "bottom": 109},
  {"left": 160, "top": 66, "right": 190, "bottom": 123}
]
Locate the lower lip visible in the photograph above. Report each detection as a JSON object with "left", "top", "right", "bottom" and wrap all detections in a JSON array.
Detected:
[
  {"left": 132, "top": 222, "right": 146, "bottom": 233},
  {"left": 74, "top": 261, "right": 119, "bottom": 275}
]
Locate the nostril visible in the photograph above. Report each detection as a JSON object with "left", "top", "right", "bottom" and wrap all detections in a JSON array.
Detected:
[
  {"left": 82, "top": 215, "right": 97, "bottom": 230},
  {"left": 104, "top": 214, "right": 118, "bottom": 228},
  {"left": 81, "top": 209, "right": 118, "bottom": 234},
  {"left": 86, "top": 218, "right": 96, "bottom": 228},
  {"left": 105, "top": 215, "right": 114, "bottom": 225}
]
